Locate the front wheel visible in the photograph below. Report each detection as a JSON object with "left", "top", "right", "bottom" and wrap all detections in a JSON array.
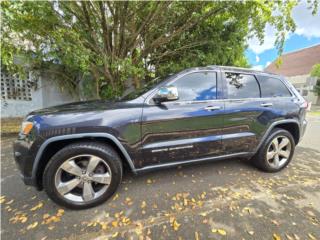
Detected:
[
  {"left": 252, "top": 128, "right": 295, "bottom": 172},
  {"left": 43, "top": 142, "right": 123, "bottom": 209}
]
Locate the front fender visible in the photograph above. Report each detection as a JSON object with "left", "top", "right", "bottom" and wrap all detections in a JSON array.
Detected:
[{"left": 32, "top": 133, "right": 137, "bottom": 181}]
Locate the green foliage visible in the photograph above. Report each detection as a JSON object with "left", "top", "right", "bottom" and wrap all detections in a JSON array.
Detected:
[
  {"left": 311, "top": 63, "right": 320, "bottom": 96},
  {"left": 1, "top": 1, "right": 318, "bottom": 99}
]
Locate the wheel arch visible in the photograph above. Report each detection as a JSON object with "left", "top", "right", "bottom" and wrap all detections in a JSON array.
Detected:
[
  {"left": 33, "top": 133, "right": 136, "bottom": 189},
  {"left": 255, "top": 119, "right": 300, "bottom": 153}
]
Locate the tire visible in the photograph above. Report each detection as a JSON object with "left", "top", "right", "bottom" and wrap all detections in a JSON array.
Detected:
[
  {"left": 43, "top": 142, "right": 123, "bottom": 209},
  {"left": 252, "top": 128, "right": 295, "bottom": 172}
]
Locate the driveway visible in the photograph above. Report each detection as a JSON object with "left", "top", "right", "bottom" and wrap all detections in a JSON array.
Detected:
[{"left": 1, "top": 115, "right": 320, "bottom": 240}]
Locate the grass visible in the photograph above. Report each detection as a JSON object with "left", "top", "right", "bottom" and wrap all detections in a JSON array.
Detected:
[{"left": 307, "top": 111, "right": 320, "bottom": 116}]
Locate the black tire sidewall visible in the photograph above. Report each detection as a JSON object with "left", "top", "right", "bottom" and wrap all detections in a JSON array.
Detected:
[
  {"left": 255, "top": 128, "right": 295, "bottom": 172},
  {"left": 43, "top": 142, "right": 122, "bottom": 209}
]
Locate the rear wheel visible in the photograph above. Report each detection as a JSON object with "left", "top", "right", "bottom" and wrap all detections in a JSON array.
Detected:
[
  {"left": 43, "top": 142, "right": 122, "bottom": 209},
  {"left": 253, "top": 128, "right": 295, "bottom": 172}
]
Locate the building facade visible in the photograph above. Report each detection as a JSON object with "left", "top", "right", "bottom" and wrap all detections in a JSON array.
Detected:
[
  {"left": 265, "top": 44, "right": 320, "bottom": 105},
  {"left": 1, "top": 71, "right": 77, "bottom": 118}
]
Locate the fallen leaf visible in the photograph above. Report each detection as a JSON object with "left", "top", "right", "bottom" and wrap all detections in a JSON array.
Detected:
[
  {"left": 273, "top": 233, "right": 281, "bottom": 240},
  {"left": 293, "top": 233, "right": 300, "bottom": 240},
  {"left": 173, "top": 219, "right": 181, "bottom": 231},
  {"left": 272, "top": 220, "right": 280, "bottom": 226},
  {"left": 195, "top": 231, "right": 200, "bottom": 240},
  {"left": 57, "top": 209, "right": 64, "bottom": 215},
  {"left": 247, "top": 230, "right": 254, "bottom": 235},
  {"left": 30, "top": 202, "right": 43, "bottom": 211},
  {"left": 212, "top": 229, "right": 226, "bottom": 236},
  {"left": 141, "top": 201, "right": 146, "bottom": 209},
  {"left": 113, "top": 194, "right": 119, "bottom": 201},
  {"left": 27, "top": 221, "right": 38, "bottom": 230},
  {"left": 6, "top": 199, "right": 14, "bottom": 205},
  {"left": 308, "top": 233, "right": 316, "bottom": 240},
  {"left": 285, "top": 233, "right": 294, "bottom": 240},
  {"left": 112, "top": 232, "right": 119, "bottom": 238}
]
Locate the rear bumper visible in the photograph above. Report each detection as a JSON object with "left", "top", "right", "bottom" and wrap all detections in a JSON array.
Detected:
[{"left": 300, "top": 119, "right": 307, "bottom": 140}]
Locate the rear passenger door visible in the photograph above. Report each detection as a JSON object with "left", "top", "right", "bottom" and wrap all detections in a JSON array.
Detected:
[
  {"left": 222, "top": 71, "right": 274, "bottom": 154},
  {"left": 256, "top": 75, "right": 295, "bottom": 111}
]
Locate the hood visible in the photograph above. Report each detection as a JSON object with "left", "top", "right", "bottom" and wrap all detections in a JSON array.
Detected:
[{"left": 29, "top": 100, "right": 126, "bottom": 116}]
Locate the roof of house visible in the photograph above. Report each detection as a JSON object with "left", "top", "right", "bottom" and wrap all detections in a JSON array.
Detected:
[{"left": 264, "top": 44, "right": 320, "bottom": 77}]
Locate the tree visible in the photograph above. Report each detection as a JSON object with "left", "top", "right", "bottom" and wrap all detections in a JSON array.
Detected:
[
  {"left": 1, "top": 1, "right": 318, "bottom": 99},
  {"left": 310, "top": 63, "right": 320, "bottom": 96}
]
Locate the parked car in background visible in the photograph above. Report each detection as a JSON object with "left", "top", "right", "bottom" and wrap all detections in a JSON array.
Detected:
[{"left": 14, "top": 66, "right": 308, "bottom": 209}]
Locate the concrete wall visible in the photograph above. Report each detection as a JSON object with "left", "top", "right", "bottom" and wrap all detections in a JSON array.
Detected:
[
  {"left": 40, "top": 77, "right": 75, "bottom": 108},
  {"left": 1, "top": 73, "right": 76, "bottom": 118}
]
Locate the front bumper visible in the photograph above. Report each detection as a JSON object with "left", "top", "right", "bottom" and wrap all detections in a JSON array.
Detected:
[{"left": 13, "top": 139, "right": 37, "bottom": 186}]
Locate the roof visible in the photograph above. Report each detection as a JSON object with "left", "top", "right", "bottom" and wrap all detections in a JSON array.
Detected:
[{"left": 264, "top": 44, "right": 320, "bottom": 77}]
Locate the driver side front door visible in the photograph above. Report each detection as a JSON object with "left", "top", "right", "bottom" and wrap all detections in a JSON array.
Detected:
[{"left": 139, "top": 71, "right": 225, "bottom": 169}]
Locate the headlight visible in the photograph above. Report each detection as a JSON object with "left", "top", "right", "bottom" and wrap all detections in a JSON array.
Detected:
[{"left": 21, "top": 121, "right": 34, "bottom": 135}]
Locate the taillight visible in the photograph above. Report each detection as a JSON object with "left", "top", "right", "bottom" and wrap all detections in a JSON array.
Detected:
[{"left": 300, "top": 100, "right": 309, "bottom": 110}]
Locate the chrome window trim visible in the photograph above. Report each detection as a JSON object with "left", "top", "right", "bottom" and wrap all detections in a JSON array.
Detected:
[
  {"left": 151, "top": 96, "right": 295, "bottom": 107},
  {"left": 145, "top": 69, "right": 296, "bottom": 105}
]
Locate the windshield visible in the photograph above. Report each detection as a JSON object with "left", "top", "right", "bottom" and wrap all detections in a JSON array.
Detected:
[{"left": 120, "top": 74, "right": 176, "bottom": 101}]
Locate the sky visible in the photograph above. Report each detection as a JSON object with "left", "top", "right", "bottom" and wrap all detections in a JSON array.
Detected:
[{"left": 246, "top": 1, "right": 320, "bottom": 70}]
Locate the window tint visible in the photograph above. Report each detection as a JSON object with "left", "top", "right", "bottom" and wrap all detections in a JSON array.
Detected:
[
  {"left": 169, "top": 72, "right": 217, "bottom": 101},
  {"left": 225, "top": 72, "right": 260, "bottom": 99},
  {"left": 257, "top": 76, "right": 292, "bottom": 97}
]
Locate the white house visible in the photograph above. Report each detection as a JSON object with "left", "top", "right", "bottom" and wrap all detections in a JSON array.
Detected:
[
  {"left": 1, "top": 70, "right": 77, "bottom": 118},
  {"left": 265, "top": 44, "right": 320, "bottom": 105}
]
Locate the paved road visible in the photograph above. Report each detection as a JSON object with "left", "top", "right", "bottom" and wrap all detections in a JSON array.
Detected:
[{"left": 1, "top": 115, "right": 320, "bottom": 240}]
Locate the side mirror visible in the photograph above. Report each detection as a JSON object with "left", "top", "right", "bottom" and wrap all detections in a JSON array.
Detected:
[{"left": 153, "top": 85, "right": 179, "bottom": 104}]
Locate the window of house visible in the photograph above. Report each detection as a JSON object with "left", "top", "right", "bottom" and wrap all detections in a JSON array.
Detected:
[
  {"left": 170, "top": 71, "right": 217, "bottom": 101},
  {"left": 257, "top": 76, "right": 292, "bottom": 98},
  {"left": 225, "top": 72, "right": 260, "bottom": 99},
  {"left": 1, "top": 71, "right": 32, "bottom": 101}
]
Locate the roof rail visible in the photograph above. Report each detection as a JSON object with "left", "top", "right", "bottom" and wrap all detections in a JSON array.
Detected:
[{"left": 207, "top": 65, "right": 279, "bottom": 76}]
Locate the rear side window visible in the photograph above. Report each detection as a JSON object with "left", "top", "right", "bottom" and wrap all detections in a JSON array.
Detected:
[
  {"left": 225, "top": 72, "right": 260, "bottom": 99},
  {"left": 170, "top": 72, "right": 217, "bottom": 101},
  {"left": 257, "top": 76, "right": 292, "bottom": 97}
]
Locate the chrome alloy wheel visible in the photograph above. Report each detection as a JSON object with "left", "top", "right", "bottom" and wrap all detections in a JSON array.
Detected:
[
  {"left": 266, "top": 135, "right": 292, "bottom": 169},
  {"left": 54, "top": 155, "right": 112, "bottom": 203}
]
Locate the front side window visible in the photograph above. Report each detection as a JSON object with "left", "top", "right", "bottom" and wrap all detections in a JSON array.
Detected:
[
  {"left": 169, "top": 72, "right": 217, "bottom": 101},
  {"left": 225, "top": 72, "right": 260, "bottom": 99},
  {"left": 257, "top": 76, "right": 292, "bottom": 97}
]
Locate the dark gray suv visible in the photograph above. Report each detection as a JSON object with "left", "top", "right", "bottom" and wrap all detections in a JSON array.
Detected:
[{"left": 14, "top": 66, "right": 308, "bottom": 209}]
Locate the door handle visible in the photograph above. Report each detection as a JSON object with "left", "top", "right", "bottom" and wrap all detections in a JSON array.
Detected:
[
  {"left": 204, "top": 106, "right": 221, "bottom": 111},
  {"left": 261, "top": 102, "right": 273, "bottom": 107}
]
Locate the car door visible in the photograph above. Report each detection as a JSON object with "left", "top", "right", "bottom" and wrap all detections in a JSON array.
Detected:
[
  {"left": 222, "top": 71, "right": 275, "bottom": 154},
  {"left": 255, "top": 75, "right": 298, "bottom": 116},
  {"left": 140, "top": 70, "right": 224, "bottom": 168}
]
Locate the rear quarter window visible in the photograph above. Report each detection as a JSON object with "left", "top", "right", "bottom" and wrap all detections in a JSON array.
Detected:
[{"left": 257, "top": 76, "right": 292, "bottom": 98}]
